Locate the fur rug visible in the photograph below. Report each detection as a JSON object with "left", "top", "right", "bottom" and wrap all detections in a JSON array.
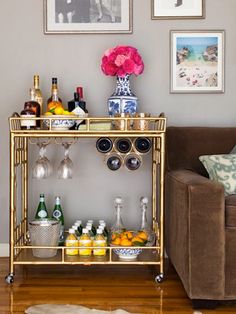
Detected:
[{"left": 25, "top": 304, "right": 132, "bottom": 314}]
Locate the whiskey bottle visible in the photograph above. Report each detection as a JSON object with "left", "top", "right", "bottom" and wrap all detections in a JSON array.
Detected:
[
  {"left": 20, "top": 103, "right": 36, "bottom": 130},
  {"left": 24, "top": 89, "right": 41, "bottom": 128},
  {"left": 47, "top": 78, "right": 62, "bottom": 105},
  {"left": 32, "top": 75, "right": 43, "bottom": 113}
]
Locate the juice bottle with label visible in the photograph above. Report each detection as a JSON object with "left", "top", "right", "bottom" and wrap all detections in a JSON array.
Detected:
[
  {"left": 65, "top": 228, "right": 79, "bottom": 256},
  {"left": 78, "top": 228, "right": 92, "bottom": 256},
  {"left": 93, "top": 229, "right": 107, "bottom": 257}
]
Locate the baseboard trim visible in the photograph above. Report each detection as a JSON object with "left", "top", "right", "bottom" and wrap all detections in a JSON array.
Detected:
[{"left": 0, "top": 244, "right": 9, "bottom": 257}]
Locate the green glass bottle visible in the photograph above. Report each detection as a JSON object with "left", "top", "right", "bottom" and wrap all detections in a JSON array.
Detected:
[
  {"left": 52, "top": 196, "right": 65, "bottom": 245},
  {"left": 35, "top": 194, "right": 48, "bottom": 219}
]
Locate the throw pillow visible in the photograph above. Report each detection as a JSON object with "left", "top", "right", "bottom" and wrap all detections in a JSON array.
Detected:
[
  {"left": 199, "top": 154, "right": 236, "bottom": 195},
  {"left": 230, "top": 145, "right": 236, "bottom": 154}
]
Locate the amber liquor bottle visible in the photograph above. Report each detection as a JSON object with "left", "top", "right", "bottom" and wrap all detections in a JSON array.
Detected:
[
  {"left": 24, "top": 89, "right": 41, "bottom": 128},
  {"left": 20, "top": 103, "right": 36, "bottom": 130},
  {"left": 47, "top": 78, "right": 62, "bottom": 105}
]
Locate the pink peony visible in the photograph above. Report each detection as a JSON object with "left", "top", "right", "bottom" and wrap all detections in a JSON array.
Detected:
[{"left": 101, "top": 45, "right": 144, "bottom": 77}]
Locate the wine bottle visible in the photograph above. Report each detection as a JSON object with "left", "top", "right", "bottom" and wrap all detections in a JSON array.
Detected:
[
  {"left": 20, "top": 103, "right": 36, "bottom": 130},
  {"left": 124, "top": 153, "right": 142, "bottom": 171},
  {"left": 105, "top": 153, "right": 123, "bottom": 171},
  {"left": 47, "top": 78, "right": 62, "bottom": 105},
  {"left": 32, "top": 75, "right": 43, "bottom": 113},
  {"left": 114, "top": 138, "right": 132, "bottom": 154},
  {"left": 96, "top": 138, "right": 113, "bottom": 153},
  {"left": 35, "top": 194, "right": 48, "bottom": 219},
  {"left": 134, "top": 137, "right": 152, "bottom": 154},
  {"left": 52, "top": 196, "right": 65, "bottom": 245},
  {"left": 76, "top": 87, "right": 88, "bottom": 115}
]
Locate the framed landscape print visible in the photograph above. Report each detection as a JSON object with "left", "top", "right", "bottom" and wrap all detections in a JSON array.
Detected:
[
  {"left": 44, "top": 0, "right": 132, "bottom": 34},
  {"left": 152, "top": 0, "right": 204, "bottom": 19},
  {"left": 170, "top": 30, "right": 225, "bottom": 93}
]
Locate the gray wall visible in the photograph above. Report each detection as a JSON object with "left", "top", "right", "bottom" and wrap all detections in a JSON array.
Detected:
[{"left": 1, "top": 0, "right": 236, "bottom": 243}]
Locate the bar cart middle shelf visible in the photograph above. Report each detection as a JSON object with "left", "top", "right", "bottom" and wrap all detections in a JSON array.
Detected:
[{"left": 6, "top": 115, "right": 166, "bottom": 284}]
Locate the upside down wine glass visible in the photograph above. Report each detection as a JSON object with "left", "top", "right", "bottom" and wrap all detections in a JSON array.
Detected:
[
  {"left": 57, "top": 142, "right": 73, "bottom": 179},
  {"left": 32, "top": 143, "right": 52, "bottom": 179}
]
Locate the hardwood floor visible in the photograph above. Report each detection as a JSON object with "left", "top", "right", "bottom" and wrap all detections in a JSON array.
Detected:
[{"left": 0, "top": 257, "right": 236, "bottom": 314}]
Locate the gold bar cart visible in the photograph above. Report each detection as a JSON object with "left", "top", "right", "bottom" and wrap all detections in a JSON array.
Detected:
[{"left": 6, "top": 115, "right": 166, "bottom": 284}]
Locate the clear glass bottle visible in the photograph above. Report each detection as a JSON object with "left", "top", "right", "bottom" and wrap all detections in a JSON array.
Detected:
[
  {"left": 52, "top": 196, "right": 65, "bottom": 245},
  {"left": 139, "top": 197, "right": 155, "bottom": 245},
  {"left": 78, "top": 228, "right": 92, "bottom": 256},
  {"left": 65, "top": 228, "right": 79, "bottom": 256},
  {"left": 93, "top": 229, "right": 107, "bottom": 257},
  {"left": 35, "top": 193, "right": 48, "bottom": 219},
  {"left": 110, "top": 197, "right": 125, "bottom": 234},
  {"left": 32, "top": 75, "right": 43, "bottom": 113}
]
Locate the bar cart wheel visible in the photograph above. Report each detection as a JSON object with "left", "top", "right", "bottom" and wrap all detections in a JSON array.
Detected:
[
  {"left": 155, "top": 273, "right": 164, "bottom": 283},
  {"left": 5, "top": 273, "right": 14, "bottom": 284}
]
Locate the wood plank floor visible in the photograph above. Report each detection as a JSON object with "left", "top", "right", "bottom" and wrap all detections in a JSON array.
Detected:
[{"left": 0, "top": 258, "right": 236, "bottom": 314}]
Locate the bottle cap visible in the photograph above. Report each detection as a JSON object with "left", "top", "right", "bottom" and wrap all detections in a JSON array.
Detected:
[
  {"left": 87, "top": 220, "right": 93, "bottom": 223},
  {"left": 140, "top": 197, "right": 148, "bottom": 205},
  {"left": 98, "top": 225, "right": 104, "bottom": 231},
  {"left": 86, "top": 225, "right": 92, "bottom": 231},
  {"left": 74, "top": 221, "right": 81, "bottom": 226},
  {"left": 99, "top": 220, "right": 105, "bottom": 224},
  {"left": 114, "top": 197, "right": 123, "bottom": 205},
  {"left": 97, "top": 229, "right": 103, "bottom": 234},
  {"left": 69, "top": 228, "right": 75, "bottom": 234},
  {"left": 72, "top": 225, "right": 77, "bottom": 230},
  {"left": 76, "top": 87, "right": 84, "bottom": 99},
  {"left": 82, "top": 228, "right": 88, "bottom": 233},
  {"left": 100, "top": 222, "right": 106, "bottom": 227},
  {"left": 75, "top": 220, "right": 82, "bottom": 224}
]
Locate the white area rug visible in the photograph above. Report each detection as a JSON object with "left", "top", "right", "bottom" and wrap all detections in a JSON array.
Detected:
[{"left": 25, "top": 304, "right": 132, "bottom": 314}]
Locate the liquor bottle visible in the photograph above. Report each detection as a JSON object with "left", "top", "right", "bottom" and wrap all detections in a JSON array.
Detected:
[
  {"left": 76, "top": 87, "right": 88, "bottom": 114},
  {"left": 20, "top": 103, "right": 36, "bottom": 130},
  {"left": 139, "top": 197, "right": 155, "bottom": 245},
  {"left": 134, "top": 137, "right": 152, "bottom": 154},
  {"left": 96, "top": 138, "right": 113, "bottom": 153},
  {"left": 110, "top": 197, "right": 125, "bottom": 234},
  {"left": 47, "top": 87, "right": 63, "bottom": 113},
  {"left": 32, "top": 75, "right": 43, "bottom": 113},
  {"left": 93, "top": 229, "right": 107, "bottom": 257},
  {"left": 47, "top": 78, "right": 62, "bottom": 105},
  {"left": 78, "top": 228, "right": 92, "bottom": 256},
  {"left": 124, "top": 153, "right": 142, "bottom": 171},
  {"left": 114, "top": 138, "right": 132, "bottom": 154},
  {"left": 105, "top": 153, "right": 123, "bottom": 171},
  {"left": 52, "top": 196, "right": 65, "bottom": 245},
  {"left": 65, "top": 228, "right": 79, "bottom": 256},
  {"left": 24, "top": 89, "right": 41, "bottom": 128},
  {"left": 35, "top": 193, "right": 48, "bottom": 219}
]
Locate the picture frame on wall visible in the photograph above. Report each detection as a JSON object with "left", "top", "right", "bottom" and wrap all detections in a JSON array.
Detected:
[
  {"left": 170, "top": 30, "right": 225, "bottom": 94},
  {"left": 152, "top": 0, "right": 204, "bottom": 19},
  {"left": 44, "top": 0, "right": 132, "bottom": 34}
]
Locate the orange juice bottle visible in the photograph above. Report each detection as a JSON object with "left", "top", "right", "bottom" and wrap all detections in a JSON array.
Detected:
[
  {"left": 65, "top": 228, "right": 79, "bottom": 256},
  {"left": 93, "top": 229, "right": 107, "bottom": 257},
  {"left": 78, "top": 228, "right": 92, "bottom": 256}
]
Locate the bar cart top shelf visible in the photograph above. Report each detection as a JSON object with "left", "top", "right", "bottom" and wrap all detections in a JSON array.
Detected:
[{"left": 9, "top": 115, "right": 166, "bottom": 137}]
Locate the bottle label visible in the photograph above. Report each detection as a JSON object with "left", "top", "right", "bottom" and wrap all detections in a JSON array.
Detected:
[
  {"left": 20, "top": 115, "right": 36, "bottom": 127},
  {"left": 37, "top": 210, "right": 47, "bottom": 218},
  {"left": 65, "top": 239, "right": 79, "bottom": 255},
  {"left": 52, "top": 210, "right": 62, "bottom": 219}
]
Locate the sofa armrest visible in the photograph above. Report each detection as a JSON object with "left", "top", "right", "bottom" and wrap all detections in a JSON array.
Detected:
[{"left": 165, "top": 169, "right": 225, "bottom": 300}]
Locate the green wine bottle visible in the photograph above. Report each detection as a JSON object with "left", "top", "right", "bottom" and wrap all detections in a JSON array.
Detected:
[
  {"left": 52, "top": 196, "right": 65, "bottom": 245},
  {"left": 35, "top": 194, "right": 49, "bottom": 219}
]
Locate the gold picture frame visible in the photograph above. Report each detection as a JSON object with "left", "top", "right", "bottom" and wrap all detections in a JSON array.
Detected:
[
  {"left": 151, "top": 0, "right": 205, "bottom": 19},
  {"left": 44, "top": 0, "right": 132, "bottom": 34}
]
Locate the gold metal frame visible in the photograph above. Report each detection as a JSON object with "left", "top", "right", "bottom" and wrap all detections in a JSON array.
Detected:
[{"left": 7, "top": 115, "right": 166, "bottom": 282}]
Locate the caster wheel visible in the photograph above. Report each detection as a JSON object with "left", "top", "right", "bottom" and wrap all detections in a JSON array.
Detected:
[
  {"left": 155, "top": 273, "right": 164, "bottom": 283},
  {"left": 5, "top": 274, "right": 14, "bottom": 284}
]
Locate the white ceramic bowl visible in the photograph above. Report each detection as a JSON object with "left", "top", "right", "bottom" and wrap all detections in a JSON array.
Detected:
[
  {"left": 43, "top": 115, "right": 75, "bottom": 130},
  {"left": 112, "top": 247, "right": 143, "bottom": 260}
]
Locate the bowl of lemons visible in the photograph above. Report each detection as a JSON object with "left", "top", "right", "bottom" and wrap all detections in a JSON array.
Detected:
[
  {"left": 43, "top": 106, "right": 76, "bottom": 130},
  {"left": 110, "top": 230, "right": 149, "bottom": 260}
]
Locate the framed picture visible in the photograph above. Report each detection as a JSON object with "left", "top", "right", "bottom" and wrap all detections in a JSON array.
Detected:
[
  {"left": 152, "top": 0, "right": 204, "bottom": 19},
  {"left": 170, "top": 30, "right": 225, "bottom": 93},
  {"left": 44, "top": 0, "right": 132, "bottom": 34}
]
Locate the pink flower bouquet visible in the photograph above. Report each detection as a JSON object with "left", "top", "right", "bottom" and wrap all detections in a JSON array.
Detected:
[{"left": 101, "top": 45, "right": 144, "bottom": 77}]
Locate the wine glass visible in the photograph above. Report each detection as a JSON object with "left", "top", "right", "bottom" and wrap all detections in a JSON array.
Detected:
[
  {"left": 32, "top": 142, "right": 52, "bottom": 179},
  {"left": 57, "top": 142, "right": 73, "bottom": 179}
]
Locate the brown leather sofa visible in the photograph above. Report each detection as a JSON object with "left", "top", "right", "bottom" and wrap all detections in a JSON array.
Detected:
[{"left": 165, "top": 127, "right": 236, "bottom": 308}]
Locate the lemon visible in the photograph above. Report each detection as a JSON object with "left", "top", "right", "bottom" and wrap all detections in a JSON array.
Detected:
[
  {"left": 54, "top": 107, "right": 64, "bottom": 115},
  {"left": 44, "top": 111, "right": 53, "bottom": 116},
  {"left": 63, "top": 110, "right": 71, "bottom": 115}
]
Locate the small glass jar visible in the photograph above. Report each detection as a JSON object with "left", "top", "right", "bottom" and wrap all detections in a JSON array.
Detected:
[
  {"left": 114, "top": 113, "right": 132, "bottom": 130},
  {"left": 134, "top": 113, "right": 150, "bottom": 131}
]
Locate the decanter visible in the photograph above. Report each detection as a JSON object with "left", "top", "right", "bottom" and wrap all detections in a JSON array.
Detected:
[
  {"left": 139, "top": 197, "right": 155, "bottom": 245},
  {"left": 110, "top": 197, "right": 125, "bottom": 234}
]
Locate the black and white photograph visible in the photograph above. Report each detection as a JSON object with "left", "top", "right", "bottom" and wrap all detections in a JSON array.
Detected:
[
  {"left": 152, "top": 0, "right": 204, "bottom": 19},
  {"left": 44, "top": 0, "right": 132, "bottom": 33}
]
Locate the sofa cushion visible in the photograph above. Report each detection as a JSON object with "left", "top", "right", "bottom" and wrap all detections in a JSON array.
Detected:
[
  {"left": 199, "top": 154, "right": 236, "bottom": 195},
  {"left": 225, "top": 195, "right": 236, "bottom": 227}
]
